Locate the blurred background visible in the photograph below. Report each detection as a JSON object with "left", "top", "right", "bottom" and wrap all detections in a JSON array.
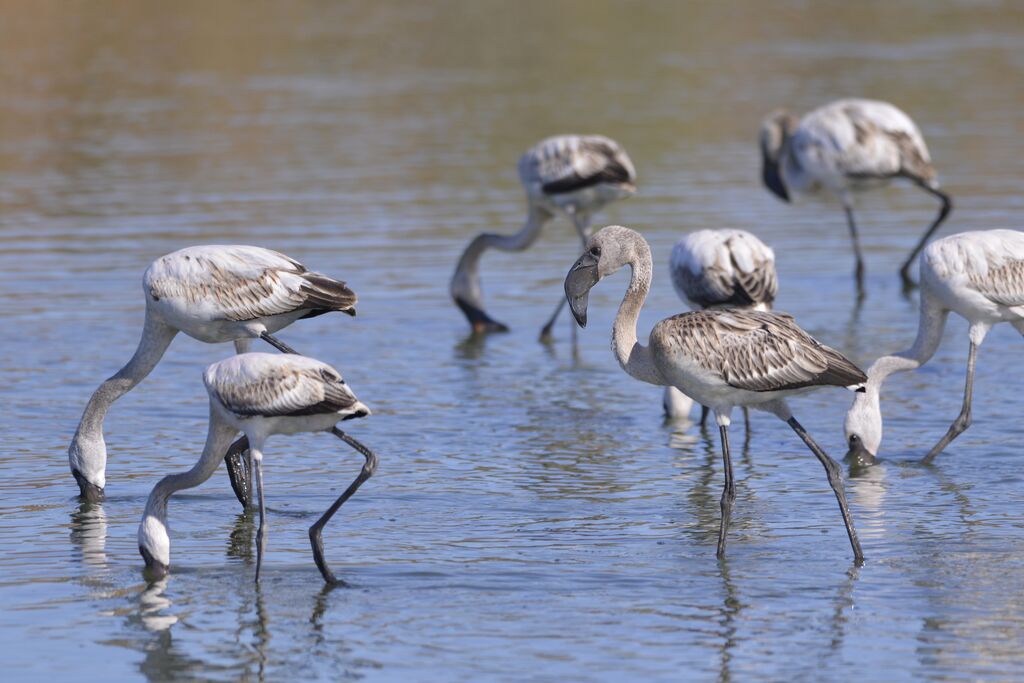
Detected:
[{"left": 2, "top": 1, "right": 1024, "bottom": 681}]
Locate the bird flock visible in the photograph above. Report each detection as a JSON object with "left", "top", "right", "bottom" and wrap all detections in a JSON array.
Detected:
[{"left": 69, "top": 97, "right": 1024, "bottom": 582}]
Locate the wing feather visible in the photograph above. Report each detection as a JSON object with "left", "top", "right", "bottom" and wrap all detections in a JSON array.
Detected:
[
  {"left": 206, "top": 355, "right": 359, "bottom": 418},
  {"left": 520, "top": 135, "right": 635, "bottom": 195},
  {"left": 146, "top": 245, "right": 357, "bottom": 322},
  {"left": 658, "top": 310, "right": 865, "bottom": 393}
]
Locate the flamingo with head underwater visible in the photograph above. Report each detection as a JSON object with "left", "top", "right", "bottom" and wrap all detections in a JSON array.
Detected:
[
  {"left": 68, "top": 245, "right": 356, "bottom": 504},
  {"left": 138, "top": 352, "right": 376, "bottom": 584},
  {"left": 844, "top": 229, "right": 1024, "bottom": 465},
  {"left": 450, "top": 134, "right": 636, "bottom": 339}
]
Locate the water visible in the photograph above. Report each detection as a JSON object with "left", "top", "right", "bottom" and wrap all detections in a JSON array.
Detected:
[{"left": 3, "top": 1, "right": 1024, "bottom": 680}]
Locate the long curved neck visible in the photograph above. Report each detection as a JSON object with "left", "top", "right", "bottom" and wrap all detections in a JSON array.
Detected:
[
  {"left": 73, "top": 310, "right": 177, "bottom": 440},
  {"left": 142, "top": 411, "right": 238, "bottom": 525},
  {"left": 612, "top": 239, "right": 666, "bottom": 386},
  {"left": 868, "top": 290, "right": 948, "bottom": 387},
  {"left": 450, "top": 204, "right": 549, "bottom": 304}
]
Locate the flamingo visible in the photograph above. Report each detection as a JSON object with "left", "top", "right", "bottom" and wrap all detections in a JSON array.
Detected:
[
  {"left": 68, "top": 245, "right": 356, "bottom": 503},
  {"left": 844, "top": 229, "right": 1024, "bottom": 465},
  {"left": 450, "top": 134, "right": 636, "bottom": 338},
  {"left": 760, "top": 98, "right": 952, "bottom": 290},
  {"left": 138, "top": 352, "right": 376, "bottom": 584},
  {"left": 664, "top": 229, "right": 778, "bottom": 424},
  {"left": 565, "top": 225, "right": 866, "bottom": 563}
]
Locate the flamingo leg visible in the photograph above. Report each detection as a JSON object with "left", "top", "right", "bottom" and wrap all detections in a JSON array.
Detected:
[
  {"left": 843, "top": 205, "right": 866, "bottom": 293},
  {"left": 540, "top": 212, "right": 592, "bottom": 341},
  {"left": 922, "top": 340, "right": 977, "bottom": 464},
  {"left": 308, "top": 428, "right": 379, "bottom": 584},
  {"left": 900, "top": 184, "right": 953, "bottom": 288},
  {"left": 716, "top": 424, "right": 736, "bottom": 558},
  {"left": 259, "top": 331, "right": 298, "bottom": 355},
  {"left": 787, "top": 416, "right": 864, "bottom": 565},
  {"left": 700, "top": 405, "right": 711, "bottom": 427},
  {"left": 252, "top": 447, "right": 267, "bottom": 583}
]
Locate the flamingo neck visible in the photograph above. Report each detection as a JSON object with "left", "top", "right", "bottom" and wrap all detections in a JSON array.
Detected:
[
  {"left": 611, "top": 239, "right": 666, "bottom": 386},
  {"left": 868, "top": 290, "right": 948, "bottom": 388},
  {"left": 69, "top": 311, "right": 177, "bottom": 486},
  {"left": 449, "top": 204, "right": 549, "bottom": 306},
  {"left": 139, "top": 411, "right": 238, "bottom": 564}
]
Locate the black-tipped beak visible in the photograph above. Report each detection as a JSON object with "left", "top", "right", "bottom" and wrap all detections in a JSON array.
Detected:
[
  {"left": 140, "top": 546, "right": 169, "bottom": 580},
  {"left": 345, "top": 307, "right": 357, "bottom": 317},
  {"left": 565, "top": 254, "right": 599, "bottom": 328},
  {"left": 844, "top": 436, "right": 876, "bottom": 467},
  {"left": 761, "top": 156, "right": 790, "bottom": 203},
  {"left": 454, "top": 296, "right": 510, "bottom": 334},
  {"left": 72, "top": 469, "right": 105, "bottom": 503}
]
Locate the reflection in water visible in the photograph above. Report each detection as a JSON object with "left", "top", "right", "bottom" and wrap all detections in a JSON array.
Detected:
[
  {"left": 227, "top": 510, "right": 256, "bottom": 566},
  {"left": 829, "top": 565, "right": 861, "bottom": 652},
  {"left": 137, "top": 579, "right": 178, "bottom": 632},
  {"left": 716, "top": 558, "right": 743, "bottom": 683},
  {"left": 847, "top": 460, "right": 889, "bottom": 543},
  {"left": 69, "top": 501, "right": 108, "bottom": 569}
]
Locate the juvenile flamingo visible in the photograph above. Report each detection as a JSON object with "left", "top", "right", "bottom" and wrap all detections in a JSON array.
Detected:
[
  {"left": 138, "top": 352, "right": 376, "bottom": 584},
  {"left": 68, "top": 245, "right": 356, "bottom": 502},
  {"left": 845, "top": 229, "right": 1024, "bottom": 465},
  {"left": 451, "top": 134, "right": 636, "bottom": 338},
  {"left": 565, "top": 225, "right": 866, "bottom": 563},
  {"left": 760, "top": 98, "right": 952, "bottom": 289},
  {"left": 664, "top": 229, "right": 778, "bottom": 423}
]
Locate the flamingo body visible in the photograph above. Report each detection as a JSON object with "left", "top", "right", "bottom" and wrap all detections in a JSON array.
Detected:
[
  {"left": 451, "top": 134, "right": 636, "bottom": 335},
  {"left": 845, "top": 230, "right": 1024, "bottom": 463},
  {"left": 761, "top": 98, "right": 952, "bottom": 287},
  {"left": 139, "top": 352, "right": 375, "bottom": 584},
  {"left": 68, "top": 245, "right": 356, "bottom": 501}
]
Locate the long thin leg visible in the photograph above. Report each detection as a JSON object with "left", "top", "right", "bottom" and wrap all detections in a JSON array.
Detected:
[
  {"left": 700, "top": 405, "right": 710, "bottom": 426},
  {"left": 843, "top": 205, "right": 866, "bottom": 294},
  {"left": 252, "top": 447, "right": 267, "bottom": 583},
  {"left": 900, "top": 184, "right": 953, "bottom": 288},
  {"left": 922, "top": 340, "right": 977, "bottom": 464},
  {"left": 716, "top": 423, "right": 736, "bottom": 559},
  {"left": 260, "top": 331, "right": 298, "bottom": 355},
  {"left": 309, "top": 428, "right": 379, "bottom": 584},
  {"left": 540, "top": 212, "right": 592, "bottom": 341},
  {"left": 787, "top": 416, "right": 864, "bottom": 565}
]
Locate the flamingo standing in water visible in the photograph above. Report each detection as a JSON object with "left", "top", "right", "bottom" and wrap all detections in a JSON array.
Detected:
[
  {"left": 565, "top": 225, "right": 866, "bottom": 563},
  {"left": 451, "top": 134, "right": 636, "bottom": 338},
  {"left": 68, "top": 245, "right": 356, "bottom": 503},
  {"left": 664, "top": 229, "right": 778, "bottom": 424},
  {"left": 844, "top": 229, "right": 1024, "bottom": 465},
  {"left": 760, "top": 98, "right": 952, "bottom": 290},
  {"left": 138, "top": 353, "right": 376, "bottom": 584}
]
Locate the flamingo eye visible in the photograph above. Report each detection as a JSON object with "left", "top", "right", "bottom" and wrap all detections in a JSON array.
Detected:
[{"left": 589, "top": 246, "right": 601, "bottom": 258}]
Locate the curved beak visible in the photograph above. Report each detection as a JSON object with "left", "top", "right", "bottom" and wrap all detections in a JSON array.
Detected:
[
  {"left": 564, "top": 253, "right": 599, "bottom": 328},
  {"left": 761, "top": 154, "right": 790, "bottom": 203},
  {"left": 344, "top": 307, "right": 357, "bottom": 317},
  {"left": 140, "top": 546, "right": 169, "bottom": 581},
  {"left": 844, "top": 438, "right": 877, "bottom": 467},
  {"left": 72, "top": 469, "right": 105, "bottom": 503},
  {"left": 342, "top": 401, "right": 371, "bottom": 421},
  {"left": 454, "top": 296, "right": 510, "bottom": 334}
]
